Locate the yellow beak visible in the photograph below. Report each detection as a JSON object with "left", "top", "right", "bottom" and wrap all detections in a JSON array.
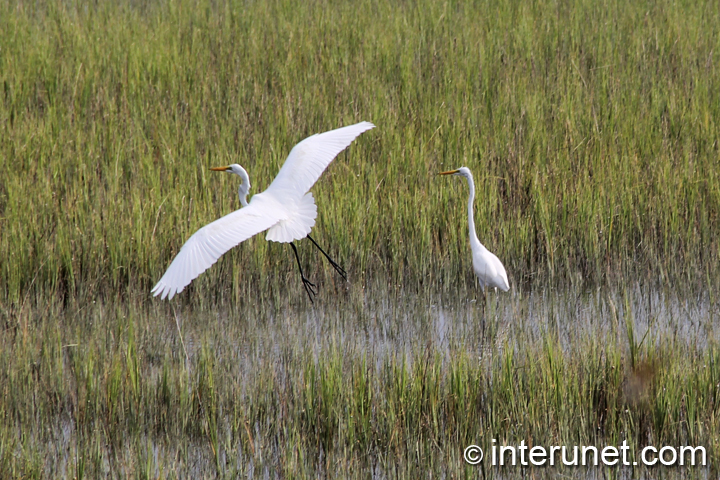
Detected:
[
  {"left": 438, "top": 169, "right": 459, "bottom": 175},
  {"left": 210, "top": 166, "right": 231, "bottom": 171}
]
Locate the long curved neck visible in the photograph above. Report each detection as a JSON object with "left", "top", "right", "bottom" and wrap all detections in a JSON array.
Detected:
[
  {"left": 238, "top": 183, "right": 249, "bottom": 207},
  {"left": 465, "top": 173, "right": 481, "bottom": 247},
  {"left": 236, "top": 168, "right": 250, "bottom": 207}
]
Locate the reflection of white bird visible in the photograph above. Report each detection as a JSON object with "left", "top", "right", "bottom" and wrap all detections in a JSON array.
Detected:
[
  {"left": 439, "top": 167, "right": 510, "bottom": 294},
  {"left": 152, "top": 121, "right": 375, "bottom": 301}
]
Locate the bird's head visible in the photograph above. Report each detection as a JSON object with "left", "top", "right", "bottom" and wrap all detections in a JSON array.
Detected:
[
  {"left": 211, "top": 164, "right": 250, "bottom": 184},
  {"left": 210, "top": 163, "right": 251, "bottom": 206},
  {"left": 211, "top": 163, "right": 245, "bottom": 176},
  {"left": 438, "top": 166, "right": 472, "bottom": 179}
]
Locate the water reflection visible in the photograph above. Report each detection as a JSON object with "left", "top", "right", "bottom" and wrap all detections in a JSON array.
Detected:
[{"left": 182, "top": 284, "right": 717, "bottom": 396}]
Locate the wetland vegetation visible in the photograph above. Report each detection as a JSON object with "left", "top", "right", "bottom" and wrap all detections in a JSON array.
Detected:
[{"left": 1, "top": 0, "right": 719, "bottom": 477}]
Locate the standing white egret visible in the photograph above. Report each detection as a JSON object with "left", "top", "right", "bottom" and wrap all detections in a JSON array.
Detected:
[
  {"left": 152, "top": 121, "right": 375, "bottom": 301},
  {"left": 439, "top": 167, "right": 510, "bottom": 295}
]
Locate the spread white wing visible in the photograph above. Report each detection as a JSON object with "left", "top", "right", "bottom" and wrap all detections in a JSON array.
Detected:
[
  {"left": 152, "top": 203, "right": 281, "bottom": 300},
  {"left": 265, "top": 121, "right": 375, "bottom": 200}
]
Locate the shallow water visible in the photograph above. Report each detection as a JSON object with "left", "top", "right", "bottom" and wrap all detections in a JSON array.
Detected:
[
  {"left": 8, "top": 283, "right": 718, "bottom": 479},
  {"left": 181, "top": 284, "right": 717, "bottom": 379}
]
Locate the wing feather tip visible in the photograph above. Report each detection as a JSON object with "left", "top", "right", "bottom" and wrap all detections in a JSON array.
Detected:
[{"left": 151, "top": 281, "right": 179, "bottom": 300}]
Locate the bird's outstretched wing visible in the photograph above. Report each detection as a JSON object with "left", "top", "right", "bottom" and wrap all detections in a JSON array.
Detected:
[
  {"left": 265, "top": 121, "right": 375, "bottom": 200},
  {"left": 152, "top": 203, "right": 281, "bottom": 300}
]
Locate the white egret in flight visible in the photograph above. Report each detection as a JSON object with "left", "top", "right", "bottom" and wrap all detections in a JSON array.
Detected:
[
  {"left": 439, "top": 167, "right": 510, "bottom": 295},
  {"left": 152, "top": 121, "right": 375, "bottom": 301}
]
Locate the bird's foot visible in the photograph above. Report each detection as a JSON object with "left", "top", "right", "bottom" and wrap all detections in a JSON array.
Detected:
[
  {"left": 327, "top": 258, "right": 347, "bottom": 281},
  {"left": 301, "top": 276, "right": 318, "bottom": 302}
]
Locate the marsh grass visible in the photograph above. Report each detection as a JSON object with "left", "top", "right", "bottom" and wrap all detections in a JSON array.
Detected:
[
  {"left": 1, "top": 284, "right": 719, "bottom": 478},
  {"left": 1, "top": 0, "right": 720, "bottom": 477},
  {"left": 1, "top": 0, "right": 719, "bottom": 306}
]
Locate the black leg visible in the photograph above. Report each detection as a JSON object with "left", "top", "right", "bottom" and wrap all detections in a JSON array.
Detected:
[
  {"left": 306, "top": 234, "right": 347, "bottom": 281},
  {"left": 290, "top": 242, "right": 317, "bottom": 302},
  {"left": 480, "top": 288, "right": 487, "bottom": 341}
]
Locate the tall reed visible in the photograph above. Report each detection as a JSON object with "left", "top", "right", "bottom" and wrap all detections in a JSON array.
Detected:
[{"left": 1, "top": 0, "right": 718, "bottom": 307}]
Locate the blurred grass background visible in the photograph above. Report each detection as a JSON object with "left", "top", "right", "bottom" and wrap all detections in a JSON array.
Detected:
[{"left": 1, "top": 0, "right": 718, "bottom": 308}]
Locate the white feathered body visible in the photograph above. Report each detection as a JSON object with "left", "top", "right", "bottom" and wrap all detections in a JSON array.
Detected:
[
  {"left": 471, "top": 240, "right": 510, "bottom": 292},
  {"left": 152, "top": 121, "right": 374, "bottom": 300},
  {"left": 440, "top": 166, "right": 510, "bottom": 293}
]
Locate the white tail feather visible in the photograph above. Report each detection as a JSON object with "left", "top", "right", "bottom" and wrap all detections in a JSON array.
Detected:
[{"left": 265, "top": 192, "right": 317, "bottom": 243}]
